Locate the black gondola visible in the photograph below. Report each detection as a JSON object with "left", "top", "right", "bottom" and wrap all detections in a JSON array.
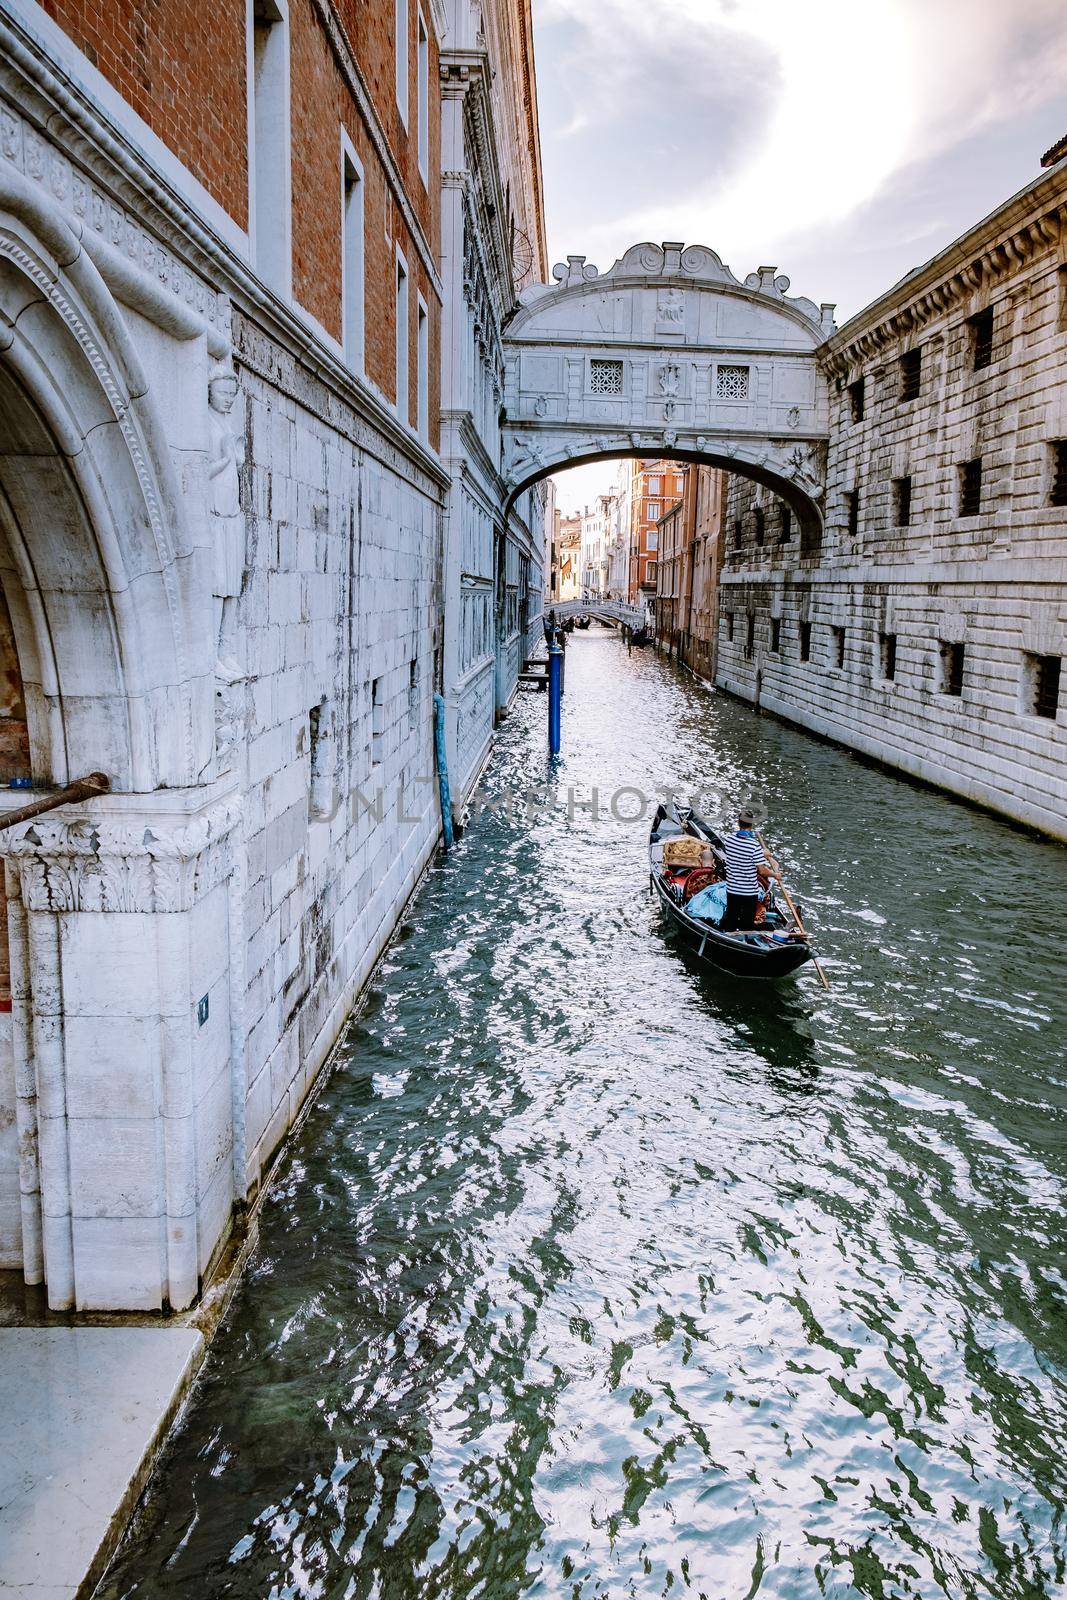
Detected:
[
  {"left": 575, "top": 614, "right": 591, "bottom": 629},
  {"left": 649, "top": 803, "right": 813, "bottom": 979}
]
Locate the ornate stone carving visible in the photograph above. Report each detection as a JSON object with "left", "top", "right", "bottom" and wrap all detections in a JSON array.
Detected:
[
  {"left": 656, "top": 361, "right": 681, "bottom": 397},
  {"left": 656, "top": 289, "right": 685, "bottom": 325},
  {"left": 207, "top": 362, "right": 246, "bottom": 683},
  {"left": 2, "top": 796, "right": 243, "bottom": 913}
]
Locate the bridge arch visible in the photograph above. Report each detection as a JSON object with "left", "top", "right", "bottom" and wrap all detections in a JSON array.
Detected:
[{"left": 501, "top": 241, "right": 835, "bottom": 543}]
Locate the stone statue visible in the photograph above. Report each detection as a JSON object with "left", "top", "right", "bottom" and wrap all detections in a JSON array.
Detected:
[{"left": 207, "top": 363, "right": 245, "bottom": 683}]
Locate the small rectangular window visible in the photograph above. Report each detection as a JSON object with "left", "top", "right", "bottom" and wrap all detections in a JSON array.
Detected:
[
  {"left": 753, "top": 507, "right": 765, "bottom": 547},
  {"left": 779, "top": 504, "right": 792, "bottom": 542},
  {"left": 416, "top": 298, "right": 428, "bottom": 440},
  {"left": 648, "top": 477, "right": 662, "bottom": 494},
  {"left": 395, "top": 251, "right": 409, "bottom": 423},
  {"left": 589, "top": 359, "right": 623, "bottom": 395},
  {"left": 900, "top": 348, "right": 921, "bottom": 403},
  {"left": 342, "top": 145, "right": 364, "bottom": 370},
  {"left": 396, "top": 0, "right": 408, "bottom": 123},
  {"left": 832, "top": 625, "right": 845, "bottom": 670},
  {"left": 799, "top": 620, "right": 812, "bottom": 662},
  {"left": 1028, "top": 654, "right": 1061, "bottom": 719},
  {"left": 408, "top": 658, "right": 419, "bottom": 726},
  {"left": 846, "top": 489, "right": 859, "bottom": 538},
  {"left": 848, "top": 377, "right": 865, "bottom": 423},
  {"left": 969, "top": 306, "right": 994, "bottom": 371},
  {"left": 771, "top": 616, "right": 781, "bottom": 653},
  {"left": 727, "top": 612, "right": 735, "bottom": 643},
  {"left": 744, "top": 612, "right": 755, "bottom": 659},
  {"left": 1050, "top": 440, "right": 1067, "bottom": 506},
  {"left": 892, "top": 475, "right": 912, "bottom": 527},
  {"left": 939, "top": 640, "right": 965, "bottom": 697},
  {"left": 416, "top": 11, "right": 429, "bottom": 179},
  {"left": 879, "top": 631, "right": 897, "bottom": 682},
  {"left": 959, "top": 458, "right": 982, "bottom": 517},
  {"left": 732, "top": 518, "right": 742, "bottom": 551},
  {"left": 716, "top": 364, "right": 749, "bottom": 400},
  {"left": 645, "top": 560, "right": 657, "bottom": 584},
  {"left": 371, "top": 677, "right": 385, "bottom": 765}
]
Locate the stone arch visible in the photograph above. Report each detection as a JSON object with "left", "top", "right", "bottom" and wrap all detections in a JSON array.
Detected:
[
  {"left": 0, "top": 168, "right": 208, "bottom": 791},
  {"left": 501, "top": 240, "right": 835, "bottom": 545}
]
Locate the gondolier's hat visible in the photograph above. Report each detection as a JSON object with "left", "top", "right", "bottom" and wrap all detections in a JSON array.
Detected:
[{"left": 738, "top": 808, "right": 756, "bottom": 826}]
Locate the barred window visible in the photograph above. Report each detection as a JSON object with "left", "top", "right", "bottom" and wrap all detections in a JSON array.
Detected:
[
  {"left": 893, "top": 475, "right": 912, "bottom": 527},
  {"left": 799, "top": 620, "right": 812, "bottom": 661},
  {"left": 832, "top": 625, "right": 846, "bottom": 670},
  {"left": 716, "top": 364, "right": 750, "bottom": 400},
  {"left": 940, "top": 640, "right": 965, "bottom": 696},
  {"left": 744, "top": 612, "right": 755, "bottom": 659},
  {"left": 849, "top": 377, "right": 865, "bottom": 423},
  {"left": 727, "top": 612, "right": 735, "bottom": 642},
  {"left": 1029, "top": 654, "right": 1061, "bottom": 719},
  {"left": 846, "top": 489, "right": 860, "bottom": 538},
  {"left": 900, "top": 348, "right": 922, "bottom": 403},
  {"left": 1050, "top": 440, "right": 1067, "bottom": 507},
  {"left": 771, "top": 617, "right": 781, "bottom": 653},
  {"left": 753, "top": 507, "right": 765, "bottom": 546},
  {"left": 879, "top": 632, "right": 897, "bottom": 682},
  {"left": 589, "top": 359, "right": 623, "bottom": 395},
  {"left": 959, "top": 458, "right": 982, "bottom": 517},
  {"left": 779, "top": 504, "right": 792, "bottom": 542},
  {"left": 969, "top": 307, "right": 994, "bottom": 371}
]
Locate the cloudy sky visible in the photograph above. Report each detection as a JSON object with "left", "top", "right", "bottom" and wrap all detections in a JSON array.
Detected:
[{"left": 535, "top": 0, "right": 1067, "bottom": 514}]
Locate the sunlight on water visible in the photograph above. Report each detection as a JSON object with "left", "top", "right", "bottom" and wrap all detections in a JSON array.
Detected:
[{"left": 102, "top": 632, "right": 1067, "bottom": 1600}]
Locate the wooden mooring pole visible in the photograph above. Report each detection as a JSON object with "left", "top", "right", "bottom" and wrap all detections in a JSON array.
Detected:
[{"left": 0, "top": 772, "right": 110, "bottom": 829}]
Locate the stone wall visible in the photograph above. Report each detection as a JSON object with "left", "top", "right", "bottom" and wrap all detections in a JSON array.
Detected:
[{"left": 717, "top": 154, "right": 1067, "bottom": 842}]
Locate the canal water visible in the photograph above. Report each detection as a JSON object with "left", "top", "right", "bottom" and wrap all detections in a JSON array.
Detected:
[{"left": 103, "top": 629, "right": 1067, "bottom": 1600}]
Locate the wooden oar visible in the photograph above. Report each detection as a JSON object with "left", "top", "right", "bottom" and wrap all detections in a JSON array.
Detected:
[{"left": 757, "top": 831, "right": 829, "bottom": 990}]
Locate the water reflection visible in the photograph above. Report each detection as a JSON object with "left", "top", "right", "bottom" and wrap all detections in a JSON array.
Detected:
[{"left": 102, "top": 631, "right": 1067, "bottom": 1600}]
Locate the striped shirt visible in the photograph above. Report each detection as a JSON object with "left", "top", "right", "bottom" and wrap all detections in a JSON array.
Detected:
[{"left": 723, "top": 830, "right": 765, "bottom": 894}]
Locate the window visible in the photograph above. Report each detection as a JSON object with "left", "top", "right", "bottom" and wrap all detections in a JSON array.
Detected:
[
  {"left": 779, "top": 504, "right": 792, "bottom": 543},
  {"left": 753, "top": 507, "right": 765, "bottom": 547},
  {"left": 341, "top": 141, "right": 364, "bottom": 370},
  {"left": 395, "top": 250, "right": 409, "bottom": 423},
  {"left": 416, "top": 10, "right": 429, "bottom": 179},
  {"left": 848, "top": 377, "right": 865, "bottom": 423},
  {"left": 732, "top": 518, "right": 742, "bottom": 551},
  {"left": 646, "top": 528, "right": 658, "bottom": 551},
  {"left": 892, "top": 475, "right": 912, "bottom": 527},
  {"left": 727, "top": 612, "right": 735, "bottom": 642},
  {"left": 395, "top": 0, "right": 408, "bottom": 123},
  {"left": 716, "top": 365, "right": 750, "bottom": 400},
  {"left": 647, "top": 501, "right": 660, "bottom": 518},
  {"left": 900, "top": 348, "right": 921, "bottom": 403},
  {"left": 939, "top": 640, "right": 965, "bottom": 697},
  {"left": 744, "top": 612, "right": 755, "bottom": 659},
  {"left": 959, "top": 458, "right": 982, "bottom": 517},
  {"left": 1027, "top": 654, "right": 1061, "bottom": 719},
  {"left": 645, "top": 561, "right": 657, "bottom": 584},
  {"left": 771, "top": 617, "right": 781, "bottom": 653},
  {"left": 250, "top": 0, "right": 292, "bottom": 295},
  {"left": 831, "top": 625, "right": 846, "bottom": 670},
  {"left": 799, "top": 620, "right": 812, "bottom": 662},
  {"left": 590, "top": 359, "right": 623, "bottom": 395},
  {"left": 371, "top": 677, "right": 385, "bottom": 765},
  {"left": 1050, "top": 440, "right": 1067, "bottom": 506},
  {"left": 416, "top": 297, "right": 429, "bottom": 440},
  {"left": 648, "top": 476, "right": 662, "bottom": 494},
  {"left": 846, "top": 489, "right": 859, "bottom": 539},
  {"left": 879, "top": 632, "right": 897, "bottom": 682},
  {"left": 969, "top": 306, "right": 994, "bottom": 371},
  {"left": 408, "top": 658, "right": 419, "bottom": 727}
]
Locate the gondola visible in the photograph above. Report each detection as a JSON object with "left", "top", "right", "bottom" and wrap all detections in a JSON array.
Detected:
[
  {"left": 575, "top": 614, "right": 591, "bottom": 629},
  {"left": 649, "top": 803, "right": 814, "bottom": 979}
]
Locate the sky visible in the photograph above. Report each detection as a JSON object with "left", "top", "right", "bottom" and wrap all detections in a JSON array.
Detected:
[{"left": 534, "top": 0, "right": 1067, "bottom": 516}]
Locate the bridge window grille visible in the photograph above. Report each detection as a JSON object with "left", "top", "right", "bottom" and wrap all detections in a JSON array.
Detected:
[
  {"left": 959, "top": 458, "right": 982, "bottom": 517},
  {"left": 893, "top": 475, "right": 912, "bottom": 527},
  {"left": 1030, "top": 654, "right": 1061, "bottom": 719},
  {"left": 939, "top": 640, "right": 965, "bottom": 696},
  {"left": 1050, "top": 440, "right": 1067, "bottom": 506},
  {"left": 779, "top": 504, "right": 792, "bottom": 542},
  {"left": 846, "top": 489, "right": 859, "bottom": 538},
  {"left": 879, "top": 632, "right": 897, "bottom": 682},
  {"left": 900, "top": 348, "right": 922, "bottom": 402},
  {"left": 799, "top": 620, "right": 812, "bottom": 661},
  {"left": 716, "top": 364, "right": 750, "bottom": 400},
  {"left": 848, "top": 377, "right": 865, "bottom": 423},
  {"left": 589, "top": 359, "right": 623, "bottom": 395},
  {"left": 753, "top": 508, "right": 765, "bottom": 546},
  {"left": 969, "top": 306, "right": 994, "bottom": 371}
]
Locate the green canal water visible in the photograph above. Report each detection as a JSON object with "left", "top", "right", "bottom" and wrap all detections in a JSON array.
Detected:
[{"left": 103, "top": 630, "right": 1067, "bottom": 1599}]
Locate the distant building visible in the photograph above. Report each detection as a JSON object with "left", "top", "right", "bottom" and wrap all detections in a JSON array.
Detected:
[
  {"left": 628, "top": 459, "right": 685, "bottom": 611},
  {"left": 654, "top": 465, "right": 725, "bottom": 679},
  {"left": 555, "top": 512, "right": 583, "bottom": 601}
]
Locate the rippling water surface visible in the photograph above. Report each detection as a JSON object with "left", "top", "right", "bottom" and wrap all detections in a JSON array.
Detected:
[{"left": 104, "top": 634, "right": 1067, "bottom": 1599}]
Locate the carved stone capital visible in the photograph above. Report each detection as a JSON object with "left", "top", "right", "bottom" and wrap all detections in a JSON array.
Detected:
[{"left": 2, "top": 793, "right": 243, "bottom": 913}]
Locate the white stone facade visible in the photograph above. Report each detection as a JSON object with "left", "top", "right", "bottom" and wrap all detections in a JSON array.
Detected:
[
  {"left": 0, "top": 8, "right": 448, "bottom": 1308},
  {"left": 717, "top": 155, "right": 1067, "bottom": 842}
]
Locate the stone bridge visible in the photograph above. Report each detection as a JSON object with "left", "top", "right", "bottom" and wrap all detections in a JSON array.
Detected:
[{"left": 502, "top": 242, "right": 835, "bottom": 543}]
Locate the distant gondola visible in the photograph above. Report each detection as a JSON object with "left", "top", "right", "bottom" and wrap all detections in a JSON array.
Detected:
[
  {"left": 575, "top": 614, "right": 591, "bottom": 629},
  {"left": 630, "top": 626, "right": 649, "bottom": 647},
  {"left": 649, "top": 803, "right": 813, "bottom": 979}
]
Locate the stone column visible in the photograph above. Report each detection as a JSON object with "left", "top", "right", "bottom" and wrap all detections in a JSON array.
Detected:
[{"left": 1, "top": 788, "right": 243, "bottom": 1312}]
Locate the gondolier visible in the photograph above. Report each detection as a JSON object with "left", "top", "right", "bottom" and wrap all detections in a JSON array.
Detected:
[{"left": 722, "top": 809, "right": 775, "bottom": 931}]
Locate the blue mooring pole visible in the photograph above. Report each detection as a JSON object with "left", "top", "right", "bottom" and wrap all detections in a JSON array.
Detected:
[
  {"left": 433, "top": 692, "right": 455, "bottom": 849},
  {"left": 548, "top": 642, "right": 563, "bottom": 754}
]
